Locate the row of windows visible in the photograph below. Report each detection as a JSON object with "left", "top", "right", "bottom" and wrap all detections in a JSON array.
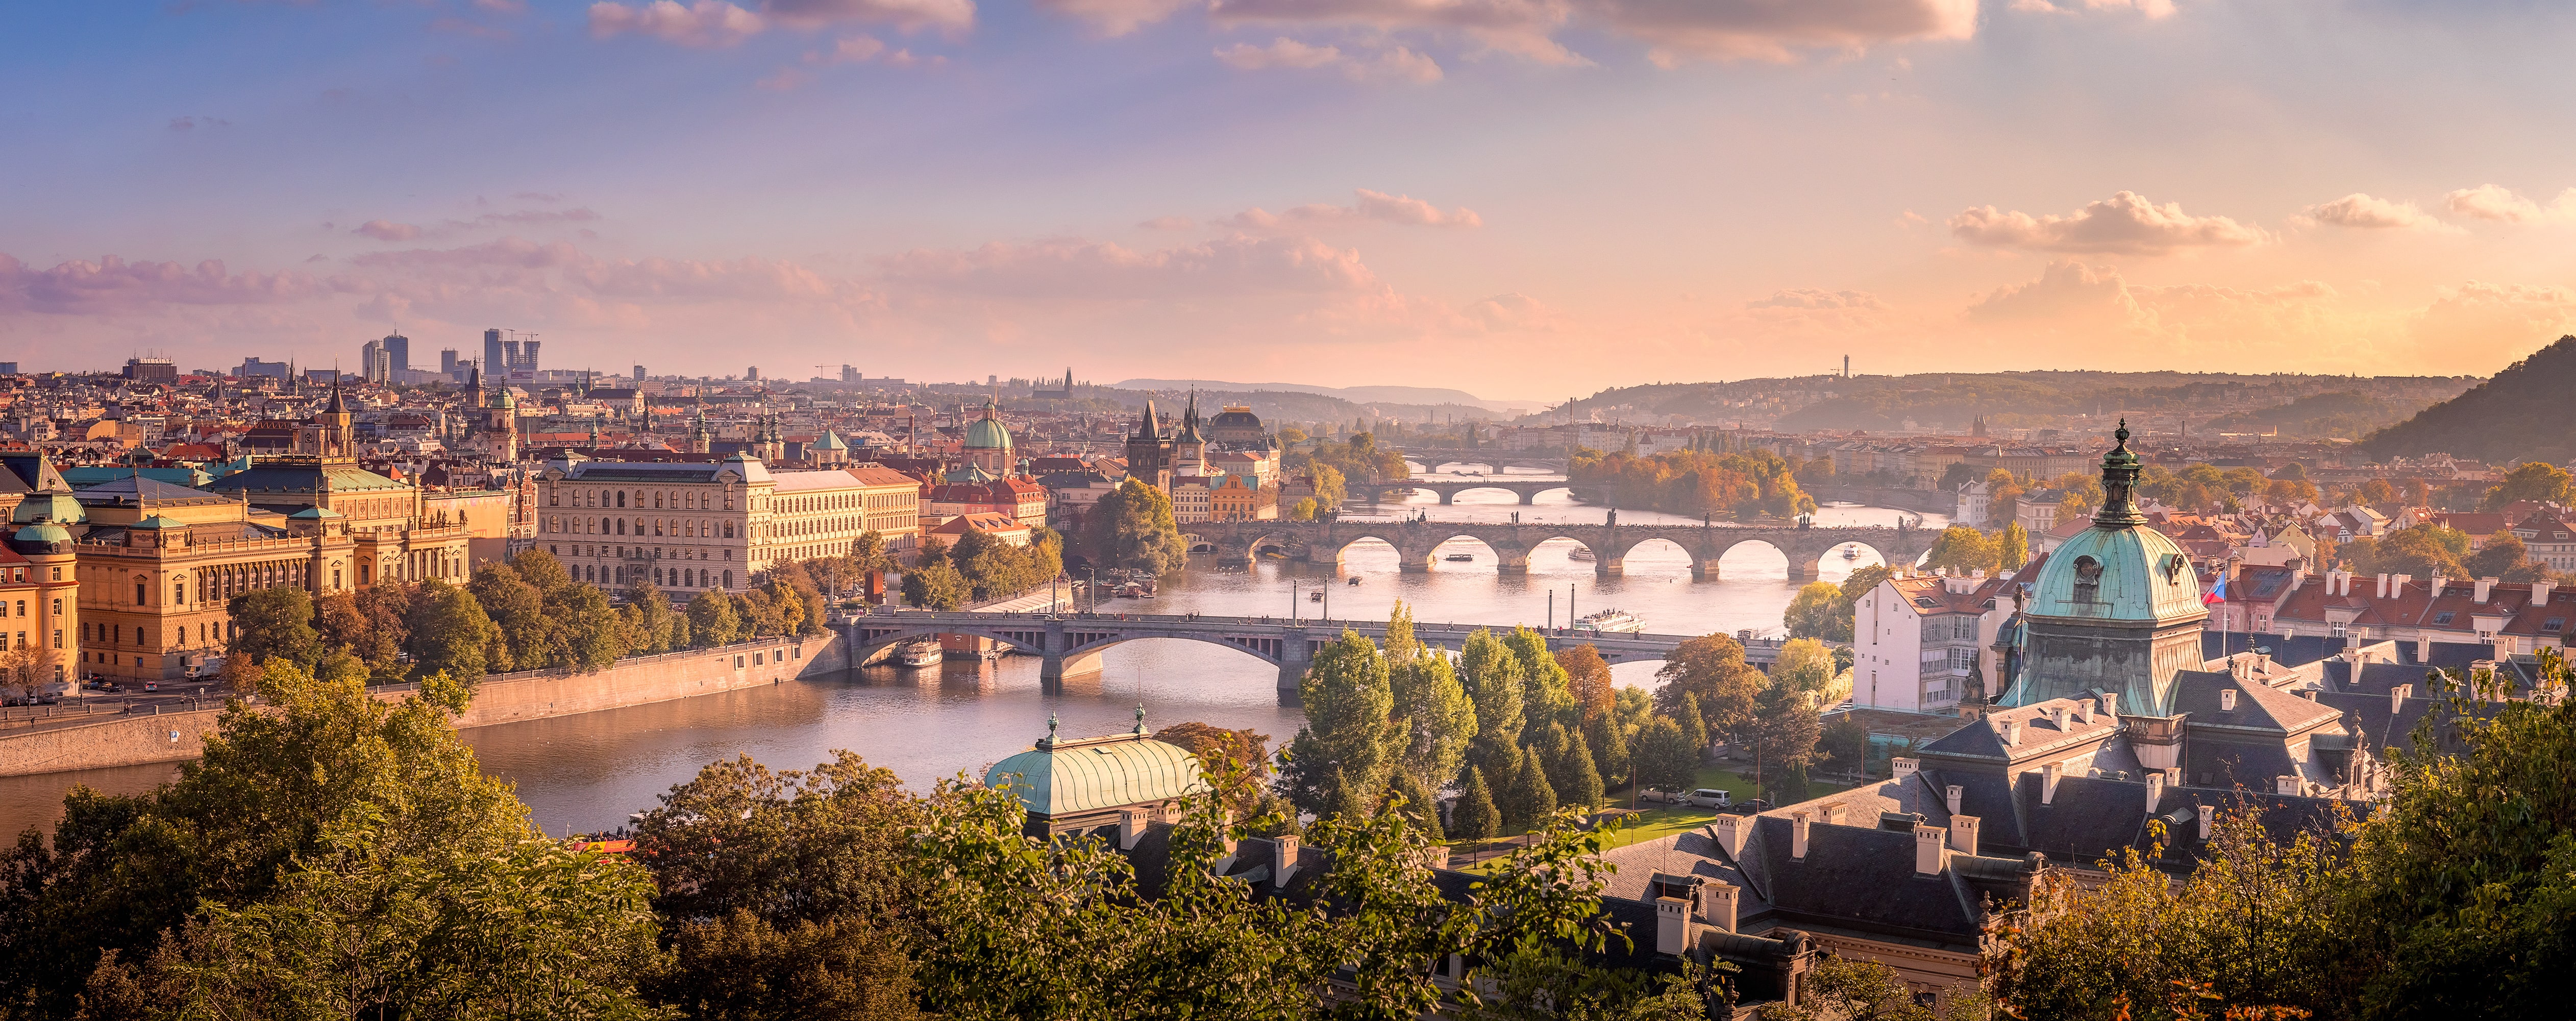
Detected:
[
  {"left": 83, "top": 621, "right": 224, "bottom": 647},
  {"left": 553, "top": 487, "right": 735, "bottom": 510},
  {"left": 0, "top": 598, "right": 61, "bottom": 618},
  {"left": 550, "top": 516, "right": 738, "bottom": 539}
]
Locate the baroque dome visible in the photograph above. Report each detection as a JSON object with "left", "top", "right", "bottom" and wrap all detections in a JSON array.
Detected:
[
  {"left": 2025, "top": 524, "right": 2205, "bottom": 623},
  {"left": 963, "top": 400, "right": 1012, "bottom": 451}
]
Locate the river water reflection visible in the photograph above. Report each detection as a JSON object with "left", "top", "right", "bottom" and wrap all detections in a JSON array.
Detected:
[{"left": 0, "top": 478, "right": 1940, "bottom": 839}]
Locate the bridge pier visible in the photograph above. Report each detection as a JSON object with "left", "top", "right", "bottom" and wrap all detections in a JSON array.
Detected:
[
  {"left": 1494, "top": 549, "right": 1532, "bottom": 575},
  {"left": 1691, "top": 558, "right": 1722, "bottom": 581},
  {"left": 1787, "top": 561, "right": 1823, "bottom": 581},
  {"left": 1277, "top": 627, "right": 1312, "bottom": 692},
  {"left": 1041, "top": 649, "right": 1104, "bottom": 684},
  {"left": 1519, "top": 491, "right": 1540, "bottom": 505},
  {"left": 1596, "top": 557, "right": 1623, "bottom": 578},
  {"left": 1438, "top": 491, "right": 1455, "bottom": 505}
]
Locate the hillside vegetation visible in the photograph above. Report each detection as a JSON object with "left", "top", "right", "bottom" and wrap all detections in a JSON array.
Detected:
[{"left": 2362, "top": 335, "right": 2576, "bottom": 465}]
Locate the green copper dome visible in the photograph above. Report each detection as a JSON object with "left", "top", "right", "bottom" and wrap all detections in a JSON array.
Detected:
[
  {"left": 11, "top": 522, "right": 71, "bottom": 546},
  {"left": 2025, "top": 525, "right": 2205, "bottom": 623},
  {"left": 984, "top": 720, "right": 1205, "bottom": 819},
  {"left": 962, "top": 401, "right": 1012, "bottom": 451}
]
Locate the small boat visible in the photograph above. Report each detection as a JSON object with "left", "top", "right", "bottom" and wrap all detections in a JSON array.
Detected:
[
  {"left": 1445, "top": 553, "right": 1475, "bottom": 562},
  {"left": 1309, "top": 591, "right": 1324, "bottom": 602},
  {"left": 1568, "top": 547, "right": 1596, "bottom": 562},
  {"left": 1841, "top": 547, "right": 1861, "bottom": 560},
  {"left": 1572, "top": 609, "right": 1645, "bottom": 636},
  {"left": 1263, "top": 550, "right": 1290, "bottom": 559},
  {"left": 898, "top": 642, "right": 942, "bottom": 667},
  {"left": 1347, "top": 576, "right": 1361, "bottom": 586}
]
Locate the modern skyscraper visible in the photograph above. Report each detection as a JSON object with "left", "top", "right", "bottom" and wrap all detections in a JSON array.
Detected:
[
  {"left": 360, "top": 340, "right": 389, "bottom": 383},
  {"left": 381, "top": 332, "right": 409, "bottom": 373},
  {"left": 484, "top": 328, "right": 507, "bottom": 376},
  {"left": 841, "top": 364, "right": 858, "bottom": 382},
  {"left": 634, "top": 364, "right": 648, "bottom": 381},
  {"left": 441, "top": 349, "right": 460, "bottom": 374}
]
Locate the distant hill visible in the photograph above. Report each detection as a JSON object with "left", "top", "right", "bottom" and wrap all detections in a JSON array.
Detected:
[
  {"left": 1530, "top": 371, "right": 2471, "bottom": 434},
  {"left": 1113, "top": 379, "right": 1504, "bottom": 412},
  {"left": 2360, "top": 335, "right": 2576, "bottom": 465}
]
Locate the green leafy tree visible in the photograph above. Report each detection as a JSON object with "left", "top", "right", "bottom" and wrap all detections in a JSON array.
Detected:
[
  {"left": 1509, "top": 743, "right": 1557, "bottom": 832},
  {"left": 1154, "top": 722, "right": 1273, "bottom": 815},
  {"left": 2482, "top": 460, "right": 2573, "bottom": 510},
  {"left": 1286, "top": 497, "right": 1319, "bottom": 521},
  {"left": 1819, "top": 713, "right": 1871, "bottom": 775},
  {"left": 405, "top": 578, "right": 498, "bottom": 680},
  {"left": 645, "top": 909, "right": 922, "bottom": 1021},
  {"left": 1276, "top": 630, "right": 1398, "bottom": 815},
  {"left": 469, "top": 563, "right": 555, "bottom": 670},
  {"left": 1632, "top": 717, "right": 1698, "bottom": 796},
  {"left": 1921, "top": 525, "right": 1999, "bottom": 574},
  {"left": 1305, "top": 463, "right": 1347, "bottom": 512},
  {"left": 1675, "top": 691, "right": 1709, "bottom": 753},
  {"left": 1489, "top": 743, "right": 1531, "bottom": 833},
  {"left": 1558, "top": 727, "right": 1605, "bottom": 810},
  {"left": 2372, "top": 526, "right": 2469, "bottom": 578},
  {"left": 1385, "top": 605, "right": 1477, "bottom": 791},
  {"left": 1999, "top": 521, "right": 2031, "bottom": 570},
  {"left": 510, "top": 547, "right": 575, "bottom": 593},
  {"left": 350, "top": 583, "right": 416, "bottom": 676},
  {"left": 1653, "top": 634, "right": 1764, "bottom": 742},
  {"left": 548, "top": 580, "right": 626, "bottom": 671},
  {"left": 901, "top": 558, "right": 971, "bottom": 610},
  {"left": 1587, "top": 714, "right": 1631, "bottom": 793},
  {"left": 1460, "top": 628, "right": 1528, "bottom": 768},
  {"left": 2463, "top": 531, "right": 2549, "bottom": 581},
  {"left": 1505, "top": 626, "right": 1578, "bottom": 731},
  {"left": 227, "top": 587, "right": 320, "bottom": 669},
  {"left": 689, "top": 590, "right": 746, "bottom": 647},
  {"left": 1081, "top": 477, "right": 1188, "bottom": 574},
  {"left": 1385, "top": 770, "right": 1444, "bottom": 841},
  {"left": 1784, "top": 580, "right": 1850, "bottom": 641},
  {"left": 1755, "top": 956, "right": 1987, "bottom": 1020},
  {"left": 1451, "top": 767, "right": 1501, "bottom": 841},
  {"left": 1771, "top": 637, "right": 1837, "bottom": 697},
  {"left": 623, "top": 581, "right": 679, "bottom": 654},
  {"left": 1750, "top": 680, "right": 1819, "bottom": 801}
]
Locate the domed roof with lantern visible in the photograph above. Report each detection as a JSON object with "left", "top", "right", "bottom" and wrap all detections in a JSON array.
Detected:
[
  {"left": 962, "top": 398, "right": 1013, "bottom": 452},
  {"left": 2021, "top": 420, "right": 2206, "bottom": 624},
  {"left": 983, "top": 708, "right": 1205, "bottom": 831}
]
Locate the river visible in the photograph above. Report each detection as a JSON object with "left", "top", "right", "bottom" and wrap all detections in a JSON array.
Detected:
[{"left": 0, "top": 475, "right": 1941, "bottom": 839}]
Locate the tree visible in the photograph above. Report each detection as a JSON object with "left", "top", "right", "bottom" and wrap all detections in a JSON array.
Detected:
[
  {"left": 1558, "top": 728, "right": 1605, "bottom": 811},
  {"left": 0, "top": 659, "right": 663, "bottom": 1017},
  {"left": 646, "top": 909, "right": 922, "bottom": 1021},
  {"left": 1674, "top": 691, "right": 1709, "bottom": 752},
  {"left": 1385, "top": 608, "right": 1476, "bottom": 791},
  {"left": 1306, "top": 462, "right": 1347, "bottom": 512},
  {"left": 1385, "top": 770, "right": 1445, "bottom": 841},
  {"left": 548, "top": 580, "right": 626, "bottom": 671},
  {"left": 2483, "top": 460, "right": 2572, "bottom": 510},
  {"left": 624, "top": 581, "right": 679, "bottom": 655},
  {"left": 1999, "top": 521, "right": 2031, "bottom": 570},
  {"left": 1771, "top": 637, "right": 1837, "bottom": 697},
  {"left": 405, "top": 578, "right": 497, "bottom": 681},
  {"left": 1556, "top": 644, "right": 1616, "bottom": 725},
  {"left": 510, "top": 547, "right": 574, "bottom": 593},
  {"left": 2372, "top": 525, "right": 2468, "bottom": 579},
  {"left": 1632, "top": 717, "right": 1698, "bottom": 796},
  {"left": 1081, "top": 477, "right": 1188, "bottom": 574},
  {"left": 1921, "top": 525, "right": 1999, "bottom": 575},
  {"left": 311, "top": 590, "right": 368, "bottom": 659},
  {"left": 1750, "top": 680, "right": 1819, "bottom": 802},
  {"left": 900, "top": 558, "right": 971, "bottom": 611},
  {"left": 1460, "top": 628, "right": 1528, "bottom": 767},
  {"left": 1587, "top": 714, "right": 1630, "bottom": 794},
  {"left": 1276, "top": 630, "right": 1397, "bottom": 815},
  {"left": 1653, "top": 634, "right": 1765, "bottom": 742},
  {"left": 1509, "top": 743, "right": 1557, "bottom": 831},
  {"left": 1505, "top": 626, "right": 1577, "bottom": 731},
  {"left": 1784, "top": 580, "right": 1850, "bottom": 641},
  {"left": 1156, "top": 722, "right": 1273, "bottom": 815},
  {"left": 1819, "top": 713, "right": 1871, "bottom": 775},
  {"left": 469, "top": 563, "right": 555, "bottom": 670},
  {"left": 848, "top": 530, "right": 898, "bottom": 581},
  {"left": 1286, "top": 497, "right": 1318, "bottom": 521},
  {"left": 227, "top": 587, "right": 319, "bottom": 669},
  {"left": 1755, "top": 956, "right": 1987, "bottom": 1020},
  {"left": 1451, "top": 767, "right": 1501, "bottom": 841},
  {"left": 2463, "top": 531, "right": 2549, "bottom": 581},
  {"left": 689, "top": 590, "right": 746, "bottom": 647}
]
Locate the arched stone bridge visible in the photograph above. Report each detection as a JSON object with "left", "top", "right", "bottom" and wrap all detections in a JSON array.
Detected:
[
  {"left": 1185, "top": 520, "right": 1936, "bottom": 580},
  {"left": 1343, "top": 477, "right": 1584, "bottom": 505},
  {"left": 1393, "top": 450, "right": 1570, "bottom": 473},
  {"left": 841, "top": 610, "right": 1806, "bottom": 690}
]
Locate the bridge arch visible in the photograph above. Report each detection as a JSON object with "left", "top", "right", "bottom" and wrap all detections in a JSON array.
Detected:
[{"left": 844, "top": 619, "right": 1295, "bottom": 685}]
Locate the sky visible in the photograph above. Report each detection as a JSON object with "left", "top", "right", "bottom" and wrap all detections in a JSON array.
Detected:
[{"left": 7, "top": 1, "right": 2576, "bottom": 399}]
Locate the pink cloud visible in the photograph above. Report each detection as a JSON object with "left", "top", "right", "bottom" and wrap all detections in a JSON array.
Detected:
[
  {"left": 1228, "top": 189, "right": 1482, "bottom": 229},
  {"left": 877, "top": 234, "right": 1382, "bottom": 300},
  {"left": 588, "top": 1, "right": 768, "bottom": 47},
  {"left": 2299, "top": 193, "right": 2444, "bottom": 231},
  {"left": 1964, "top": 259, "right": 2139, "bottom": 324},
  {"left": 1950, "top": 191, "right": 2268, "bottom": 255},
  {"left": 1034, "top": 0, "right": 1194, "bottom": 36},
  {"left": 2443, "top": 184, "right": 2576, "bottom": 225},
  {"left": 760, "top": 0, "right": 975, "bottom": 33},
  {"left": 1215, "top": 38, "right": 1444, "bottom": 81},
  {"left": 0, "top": 254, "right": 340, "bottom": 315},
  {"left": 1137, "top": 215, "right": 1196, "bottom": 230},
  {"left": 354, "top": 220, "right": 425, "bottom": 242},
  {"left": 1588, "top": 0, "right": 1976, "bottom": 64}
]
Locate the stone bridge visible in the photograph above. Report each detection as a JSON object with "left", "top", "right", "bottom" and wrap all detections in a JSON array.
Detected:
[
  {"left": 1343, "top": 477, "right": 1585, "bottom": 505},
  {"left": 1182, "top": 520, "right": 1935, "bottom": 580},
  {"left": 1391, "top": 448, "right": 1570, "bottom": 473},
  {"left": 840, "top": 610, "right": 1802, "bottom": 689}
]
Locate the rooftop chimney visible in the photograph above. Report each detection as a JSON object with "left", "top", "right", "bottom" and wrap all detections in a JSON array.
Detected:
[
  {"left": 2073, "top": 700, "right": 2094, "bottom": 725},
  {"left": 2429, "top": 574, "right": 2446, "bottom": 599},
  {"left": 2276, "top": 775, "right": 2302, "bottom": 796},
  {"left": 1892, "top": 757, "right": 1920, "bottom": 783},
  {"left": 2390, "top": 683, "right": 2412, "bottom": 714},
  {"left": 1118, "top": 807, "right": 1149, "bottom": 850},
  {"left": 1790, "top": 811, "right": 1812, "bottom": 860},
  {"left": 1272, "top": 834, "right": 1302, "bottom": 889},
  {"left": 2221, "top": 689, "right": 2239, "bottom": 712},
  {"left": 2040, "top": 762, "right": 2062, "bottom": 805},
  {"left": 2375, "top": 573, "right": 2390, "bottom": 598},
  {"left": 1818, "top": 803, "right": 1844, "bottom": 826},
  {"left": 1654, "top": 897, "right": 1692, "bottom": 956},
  {"left": 2197, "top": 804, "right": 2215, "bottom": 841},
  {"left": 1711, "top": 814, "right": 1752, "bottom": 858},
  {"left": 1914, "top": 824, "right": 1947, "bottom": 877},
  {"left": 2535, "top": 580, "right": 2555, "bottom": 606},
  {"left": 2475, "top": 576, "right": 2495, "bottom": 603},
  {"left": 1946, "top": 784, "right": 1964, "bottom": 816},
  {"left": 2000, "top": 719, "right": 2021, "bottom": 747},
  {"left": 2145, "top": 771, "right": 2166, "bottom": 816},
  {"left": 2393, "top": 573, "right": 2412, "bottom": 595},
  {"left": 2098, "top": 691, "right": 2120, "bottom": 721},
  {"left": 1951, "top": 815, "right": 1981, "bottom": 857},
  {"left": 1699, "top": 881, "right": 1739, "bottom": 934}
]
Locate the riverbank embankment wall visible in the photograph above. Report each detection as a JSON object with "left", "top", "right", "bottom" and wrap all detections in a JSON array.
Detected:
[{"left": 0, "top": 633, "right": 849, "bottom": 779}]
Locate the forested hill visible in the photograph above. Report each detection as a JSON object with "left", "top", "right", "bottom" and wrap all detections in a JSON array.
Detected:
[{"left": 2360, "top": 335, "right": 2576, "bottom": 465}]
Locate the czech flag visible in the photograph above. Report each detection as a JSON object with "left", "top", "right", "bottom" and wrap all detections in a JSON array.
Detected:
[{"left": 2203, "top": 573, "right": 2228, "bottom": 605}]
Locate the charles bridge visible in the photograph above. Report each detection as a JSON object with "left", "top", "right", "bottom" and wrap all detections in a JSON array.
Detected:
[
  {"left": 840, "top": 609, "right": 1806, "bottom": 689},
  {"left": 1340, "top": 476, "right": 1589, "bottom": 505},
  {"left": 1178, "top": 519, "right": 1935, "bottom": 580}
]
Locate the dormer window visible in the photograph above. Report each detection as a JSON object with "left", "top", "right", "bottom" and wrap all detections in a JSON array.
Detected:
[
  {"left": 2545, "top": 619, "right": 2565, "bottom": 632},
  {"left": 2072, "top": 556, "right": 2102, "bottom": 602},
  {"left": 2433, "top": 611, "right": 2455, "bottom": 625}
]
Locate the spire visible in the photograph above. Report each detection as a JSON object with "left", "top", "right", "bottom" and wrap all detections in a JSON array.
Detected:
[
  {"left": 1134, "top": 398, "right": 1159, "bottom": 439},
  {"left": 2092, "top": 418, "right": 2145, "bottom": 529}
]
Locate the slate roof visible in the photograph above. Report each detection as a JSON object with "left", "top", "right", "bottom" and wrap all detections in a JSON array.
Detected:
[
  {"left": 71, "top": 474, "right": 233, "bottom": 508},
  {"left": 205, "top": 461, "right": 407, "bottom": 495}
]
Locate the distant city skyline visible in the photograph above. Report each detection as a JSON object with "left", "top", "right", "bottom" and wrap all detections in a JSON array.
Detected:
[{"left": 7, "top": 2, "right": 2576, "bottom": 392}]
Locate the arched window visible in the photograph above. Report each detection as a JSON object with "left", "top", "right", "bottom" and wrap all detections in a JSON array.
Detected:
[
  {"left": 724, "top": 522, "right": 735, "bottom": 538},
  {"left": 655, "top": 492, "right": 664, "bottom": 509},
  {"left": 617, "top": 491, "right": 627, "bottom": 508}
]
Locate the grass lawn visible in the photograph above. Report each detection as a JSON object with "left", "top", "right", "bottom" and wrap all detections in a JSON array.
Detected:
[{"left": 1451, "top": 764, "right": 1857, "bottom": 872}]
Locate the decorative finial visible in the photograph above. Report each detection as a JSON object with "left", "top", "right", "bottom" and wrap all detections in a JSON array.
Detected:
[
  {"left": 1045, "top": 712, "right": 1059, "bottom": 745},
  {"left": 2114, "top": 418, "right": 2129, "bottom": 446},
  {"left": 1133, "top": 703, "right": 1147, "bottom": 735}
]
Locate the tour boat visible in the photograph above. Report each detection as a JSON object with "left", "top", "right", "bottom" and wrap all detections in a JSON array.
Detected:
[
  {"left": 1568, "top": 547, "right": 1596, "bottom": 562},
  {"left": 1841, "top": 547, "right": 1861, "bottom": 560},
  {"left": 1572, "top": 609, "right": 1645, "bottom": 636},
  {"left": 1445, "top": 552, "right": 1476, "bottom": 562},
  {"left": 898, "top": 642, "right": 942, "bottom": 667}
]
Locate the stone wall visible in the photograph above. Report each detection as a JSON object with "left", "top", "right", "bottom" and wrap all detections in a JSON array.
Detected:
[{"left": 0, "top": 632, "right": 850, "bottom": 778}]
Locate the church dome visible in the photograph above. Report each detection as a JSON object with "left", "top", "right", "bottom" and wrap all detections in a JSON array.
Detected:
[
  {"left": 963, "top": 401, "right": 1012, "bottom": 451},
  {"left": 984, "top": 716, "right": 1205, "bottom": 819},
  {"left": 2025, "top": 524, "right": 2204, "bottom": 622}
]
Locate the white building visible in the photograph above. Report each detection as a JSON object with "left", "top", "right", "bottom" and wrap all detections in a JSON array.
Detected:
[
  {"left": 1954, "top": 481, "right": 1993, "bottom": 528},
  {"left": 1850, "top": 567, "right": 2026, "bottom": 715}
]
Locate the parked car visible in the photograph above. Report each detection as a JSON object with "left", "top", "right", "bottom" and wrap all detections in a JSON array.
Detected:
[
  {"left": 143, "top": 681, "right": 158, "bottom": 692},
  {"left": 1683, "top": 788, "right": 1733, "bottom": 809},
  {"left": 1728, "top": 799, "right": 1773, "bottom": 815}
]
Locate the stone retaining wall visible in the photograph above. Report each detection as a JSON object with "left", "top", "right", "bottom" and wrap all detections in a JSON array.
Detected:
[{"left": 0, "top": 633, "right": 849, "bottom": 778}]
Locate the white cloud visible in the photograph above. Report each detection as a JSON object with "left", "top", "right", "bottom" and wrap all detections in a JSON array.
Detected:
[
  {"left": 2008, "top": 0, "right": 2174, "bottom": 19},
  {"left": 1034, "top": 0, "right": 1197, "bottom": 36},
  {"left": 877, "top": 234, "right": 1384, "bottom": 300},
  {"left": 1584, "top": 0, "right": 1976, "bottom": 64},
  {"left": 1964, "top": 259, "right": 2140, "bottom": 324},
  {"left": 1949, "top": 191, "right": 2268, "bottom": 255},
  {"left": 2298, "top": 193, "right": 2445, "bottom": 231},
  {"left": 1226, "top": 189, "right": 1483, "bottom": 229},
  {"left": 588, "top": 1, "right": 767, "bottom": 47},
  {"left": 2443, "top": 183, "right": 2576, "bottom": 225},
  {"left": 761, "top": 0, "right": 975, "bottom": 32},
  {"left": 1215, "top": 38, "right": 1444, "bottom": 82}
]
